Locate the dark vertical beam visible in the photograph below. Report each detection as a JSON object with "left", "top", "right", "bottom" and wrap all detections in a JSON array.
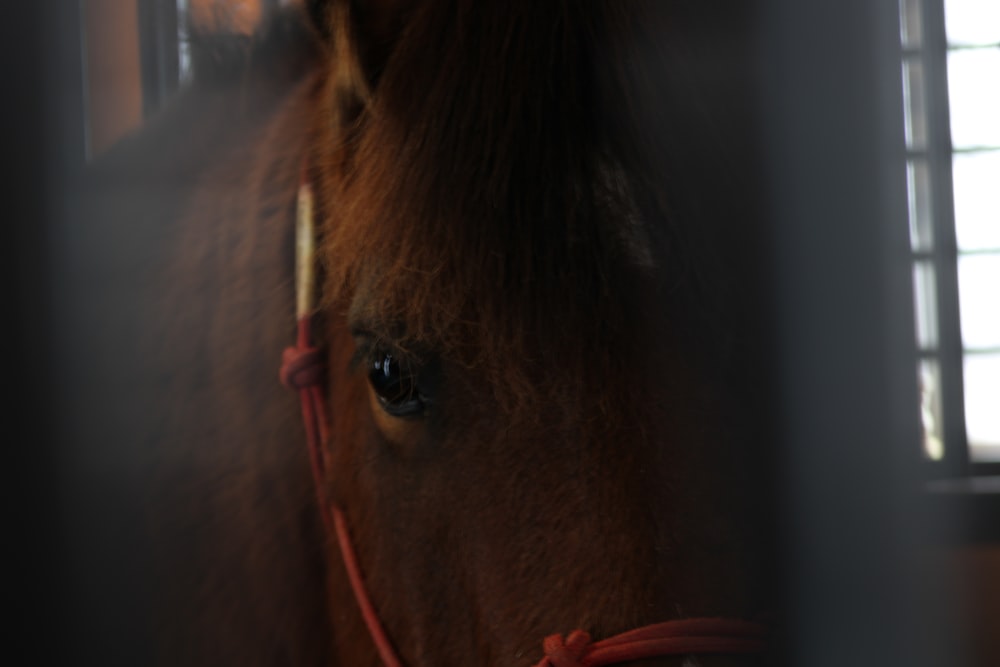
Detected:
[
  {"left": 137, "top": 0, "right": 181, "bottom": 116},
  {"left": 754, "top": 0, "right": 963, "bottom": 665},
  {"left": 4, "top": 1, "right": 86, "bottom": 664}
]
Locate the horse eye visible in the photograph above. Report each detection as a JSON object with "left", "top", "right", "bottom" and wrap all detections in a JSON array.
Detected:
[{"left": 368, "top": 352, "right": 425, "bottom": 417}]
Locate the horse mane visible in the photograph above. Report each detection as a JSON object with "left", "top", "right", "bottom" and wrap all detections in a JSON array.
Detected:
[{"left": 314, "top": 1, "right": 755, "bottom": 420}]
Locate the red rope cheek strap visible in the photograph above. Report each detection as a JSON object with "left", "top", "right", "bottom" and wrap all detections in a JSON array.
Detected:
[{"left": 280, "top": 179, "right": 767, "bottom": 667}]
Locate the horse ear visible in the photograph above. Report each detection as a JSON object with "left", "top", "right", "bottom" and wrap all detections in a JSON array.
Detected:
[
  {"left": 308, "top": 1, "right": 412, "bottom": 47},
  {"left": 317, "top": 0, "right": 415, "bottom": 127},
  {"left": 304, "top": 0, "right": 334, "bottom": 40},
  {"left": 349, "top": 0, "right": 415, "bottom": 77}
]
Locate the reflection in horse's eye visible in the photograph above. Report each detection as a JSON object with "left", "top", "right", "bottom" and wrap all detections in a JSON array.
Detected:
[
  {"left": 374, "top": 354, "right": 394, "bottom": 378},
  {"left": 369, "top": 352, "right": 425, "bottom": 418}
]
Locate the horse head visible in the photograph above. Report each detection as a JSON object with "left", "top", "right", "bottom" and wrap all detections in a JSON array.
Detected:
[
  {"left": 74, "top": 1, "right": 769, "bottom": 665},
  {"left": 300, "top": 1, "right": 767, "bottom": 664}
]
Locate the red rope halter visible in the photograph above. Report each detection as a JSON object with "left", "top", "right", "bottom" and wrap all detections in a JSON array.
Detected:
[{"left": 281, "top": 178, "right": 767, "bottom": 666}]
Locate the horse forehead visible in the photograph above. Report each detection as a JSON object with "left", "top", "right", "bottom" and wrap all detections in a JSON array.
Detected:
[{"left": 339, "top": 157, "right": 657, "bottom": 274}]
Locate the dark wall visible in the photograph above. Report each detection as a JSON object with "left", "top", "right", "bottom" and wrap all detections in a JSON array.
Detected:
[
  {"left": 5, "top": 2, "right": 86, "bottom": 665},
  {"left": 753, "top": 0, "right": 975, "bottom": 665}
]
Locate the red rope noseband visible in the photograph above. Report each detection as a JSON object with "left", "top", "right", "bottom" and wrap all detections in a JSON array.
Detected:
[
  {"left": 534, "top": 618, "right": 766, "bottom": 667},
  {"left": 281, "top": 177, "right": 767, "bottom": 666},
  {"left": 282, "top": 315, "right": 403, "bottom": 667}
]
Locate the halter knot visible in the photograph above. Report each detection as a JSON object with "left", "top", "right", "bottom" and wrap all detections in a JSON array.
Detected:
[
  {"left": 541, "top": 630, "right": 593, "bottom": 667},
  {"left": 280, "top": 345, "right": 325, "bottom": 389}
]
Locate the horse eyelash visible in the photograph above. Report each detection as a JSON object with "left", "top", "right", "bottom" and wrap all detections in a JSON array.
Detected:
[{"left": 348, "top": 329, "right": 377, "bottom": 372}]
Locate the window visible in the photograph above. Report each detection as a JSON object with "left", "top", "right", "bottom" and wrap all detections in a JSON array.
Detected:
[
  {"left": 81, "top": 0, "right": 185, "bottom": 158},
  {"left": 81, "top": 0, "right": 282, "bottom": 160},
  {"left": 900, "top": 0, "right": 1000, "bottom": 473}
]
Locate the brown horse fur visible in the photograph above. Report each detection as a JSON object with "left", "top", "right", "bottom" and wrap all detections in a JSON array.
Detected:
[{"left": 68, "top": 2, "right": 770, "bottom": 665}]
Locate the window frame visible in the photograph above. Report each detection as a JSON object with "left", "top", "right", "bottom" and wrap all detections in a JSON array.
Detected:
[{"left": 901, "top": 0, "right": 1000, "bottom": 479}]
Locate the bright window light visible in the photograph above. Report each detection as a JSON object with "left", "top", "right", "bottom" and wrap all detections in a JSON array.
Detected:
[
  {"left": 953, "top": 151, "right": 1000, "bottom": 251},
  {"left": 945, "top": 0, "right": 1000, "bottom": 46},
  {"left": 947, "top": 49, "right": 1000, "bottom": 149},
  {"left": 958, "top": 255, "right": 1000, "bottom": 350},
  {"left": 965, "top": 354, "right": 1000, "bottom": 461}
]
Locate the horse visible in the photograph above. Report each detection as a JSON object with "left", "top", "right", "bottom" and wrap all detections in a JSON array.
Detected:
[{"left": 65, "top": 1, "right": 772, "bottom": 665}]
